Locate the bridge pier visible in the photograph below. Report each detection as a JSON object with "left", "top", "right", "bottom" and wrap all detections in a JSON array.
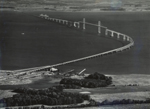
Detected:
[
  {"left": 62, "top": 20, "right": 65, "bottom": 24},
  {"left": 69, "top": 22, "right": 72, "bottom": 27},
  {"left": 66, "top": 21, "right": 68, "bottom": 25},
  {"left": 59, "top": 20, "right": 61, "bottom": 23},
  {"left": 111, "top": 31, "right": 114, "bottom": 37},
  {"left": 83, "top": 18, "right": 85, "bottom": 30},
  {"left": 74, "top": 22, "right": 77, "bottom": 27},
  {"left": 117, "top": 33, "right": 120, "bottom": 39},
  {"left": 40, "top": 14, "right": 43, "bottom": 17},
  {"left": 123, "top": 35, "right": 126, "bottom": 41},
  {"left": 98, "top": 21, "right": 101, "bottom": 34},
  {"left": 44, "top": 15, "right": 49, "bottom": 19},
  {"left": 74, "top": 22, "right": 80, "bottom": 28},
  {"left": 105, "top": 28, "right": 108, "bottom": 36},
  {"left": 127, "top": 37, "right": 130, "bottom": 41},
  {"left": 77, "top": 22, "right": 80, "bottom": 28}
]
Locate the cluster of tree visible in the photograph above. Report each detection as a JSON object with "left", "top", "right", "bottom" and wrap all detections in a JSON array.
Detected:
[
  {"left": 13, "top": 85, "right": 80, "bottom": 95},
  {"left": 60, "top": 72, "right": 112, "bottom": 88},
  {"left": 85, "top": 72, "right": 111, "bottom": 80},
  {"left": 57, "top": 84, "right": 81, "bottom": 89},
  {"left": 2, "top": 87, "right": 90, "bottom": 107},
  {"left": 101, "top": 8, "right": 125, "bottom": 11},
  {"left": 13, "top": 86, "right": 63, "bottom": 94}
]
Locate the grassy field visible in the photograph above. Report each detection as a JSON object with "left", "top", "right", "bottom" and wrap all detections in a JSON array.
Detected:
[
  {"left": 91, "top": 91, "right": 150, "bottom": 102},
  {"left": 109, "top": 74, "right": 150, "bottom": 86}
]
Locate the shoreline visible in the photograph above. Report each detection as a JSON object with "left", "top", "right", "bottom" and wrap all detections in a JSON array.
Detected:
[
  {"left": 1, "top": 73, "right": 150, "bottom": 86},
  {"left": 1, "top": 8, "right": 150, "bottom": 13}
]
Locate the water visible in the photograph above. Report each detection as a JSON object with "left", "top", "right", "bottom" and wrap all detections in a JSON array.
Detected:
[{"left": 0, "top": 11, "right": 150, "bottom": 75}]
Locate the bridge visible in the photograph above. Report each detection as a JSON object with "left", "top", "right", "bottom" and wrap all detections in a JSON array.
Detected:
[{"left": 0, "top": 14, "right": 134, "bottom": 75}]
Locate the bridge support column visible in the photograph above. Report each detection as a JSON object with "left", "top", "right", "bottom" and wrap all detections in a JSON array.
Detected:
[
  {"left": 66, "top": 21, "right": 68, "bottom": 25},
  {"left": 117, "top": 33, "right": 120, "bottom": 39},
  {"left": 83, "top": 18, "right": 85, "bottom": 30},
  {"left": 111, "top": 31, "right": 114, "bottom": 37},
  {"left": 74, "top": 22, "right": 80, "bottom": 28},
  {"left": 59, "top": 20, "right": 61, "bottom": 23},
  {"left": 69, "top": 22, "right": 72, "bottom": 27},
  {"left": 123, "top": 35, "right": 126, "bottom": 41},
  {"left": 127, "top": 37, "right": 130, "bottom": 41},
  {"left": 98, "top": 21, "right": 101, "bottom": 34},
  {"left": 74, "top": 22, "right": 76, "bottom": 27},
  {"left": 77, "top": 22, "right": 80, "bottom": 28},
  {"left": 105, "top": 28, "right": 108, "bottom": 36}
]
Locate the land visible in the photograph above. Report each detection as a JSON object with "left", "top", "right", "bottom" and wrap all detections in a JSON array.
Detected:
[
  {"left": 1, "top": 0, "right": 150, "bottom": 12},
  {"left": 0, "top": 90, "right": 16, "bottom": 100},
  {"left": 0, "top": 71, "right": 45, "bottom": 85},
  {"left": 1, "top": 70, "right": 150, "bottom": 108}
]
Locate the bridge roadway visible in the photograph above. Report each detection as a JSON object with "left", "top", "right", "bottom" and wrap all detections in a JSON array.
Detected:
[{"left": 0, "top": 15, "right": 134, "bottom": 75}]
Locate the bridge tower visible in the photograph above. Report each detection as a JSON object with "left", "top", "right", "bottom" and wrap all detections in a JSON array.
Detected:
[
  {"left": 98, "top": 21, "right": 101, "bottom": 34},
  {"left": 83, "top": 18, "right": 85, "bottom": 30}
]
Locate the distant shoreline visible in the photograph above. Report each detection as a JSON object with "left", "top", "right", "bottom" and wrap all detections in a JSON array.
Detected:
[{"left": 1, "top": 7, "right": 150, "bottom": 13}]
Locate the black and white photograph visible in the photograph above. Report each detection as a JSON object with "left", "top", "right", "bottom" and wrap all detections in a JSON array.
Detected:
[{"left": 0, "top": 0, "right": 150, "bottom": 109}]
